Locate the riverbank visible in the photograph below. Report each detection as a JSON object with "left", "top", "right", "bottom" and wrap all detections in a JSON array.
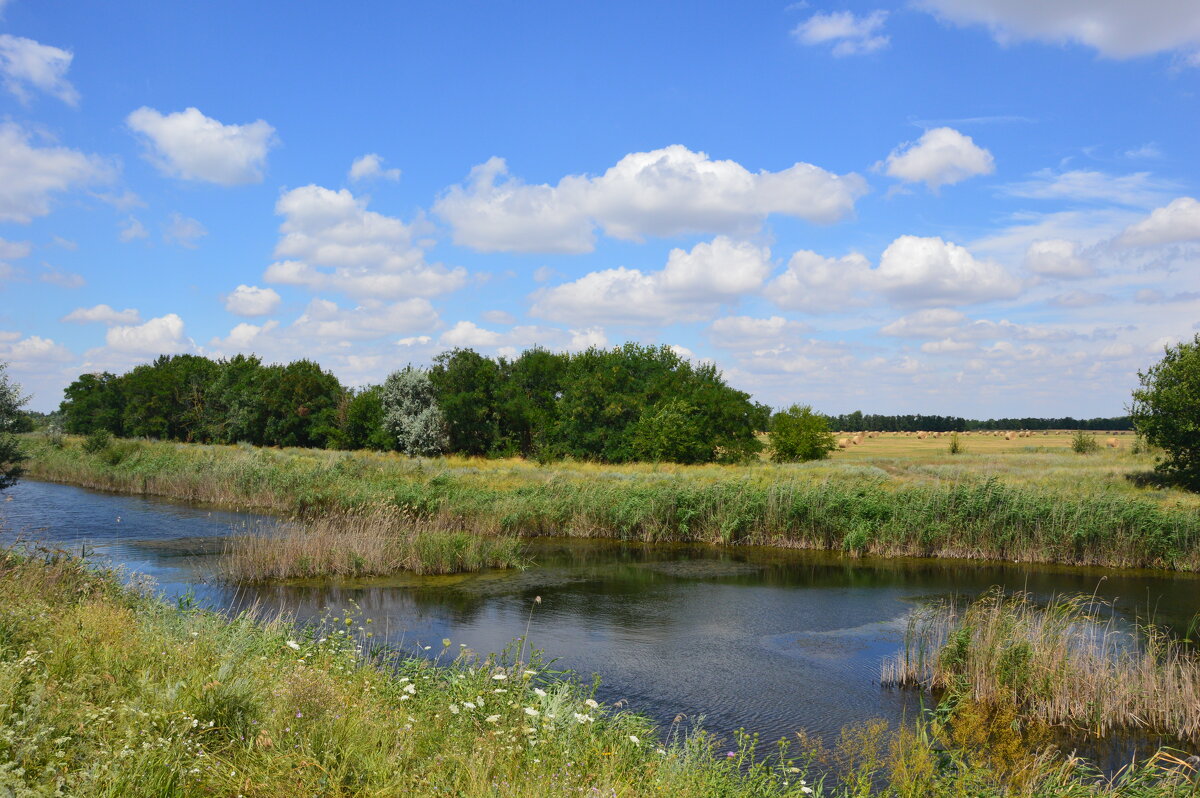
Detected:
[
  {"left": 3, "top": 547, "right": 1197, "bottom": 796},
  {"left": 21, "top": 434, "right": 1200, "bottom": 571}
]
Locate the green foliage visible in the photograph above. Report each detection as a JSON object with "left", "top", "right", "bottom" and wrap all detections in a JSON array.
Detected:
[
  {"left": 1131, "top": 333, "right": 1200, "bottom": 489},
  {"left": 947, "top": 432, "right": 964, "bottom": 455},
  {"left": 82, "top": 428, "right": 112, "bottom": 454},
  {"left": 381, "top": 366, "right": 449, "bottom": 456},
  {"left": 629, "top": 399, "right": 711, "bottom": 464},
  {"left": 429, "top": 349, "right": 502, "bottom": 456},
  {"left": 337, "top": 386, "right": 396, "bottom": 451},
  {"left": 1071, "top": 429, "right": 1099, "bottom": 454},
  {"left": 0, "top": 361, "right": 28, "bottom": 490},
  {"left": 769, "top": 404, "right": 836, "bottom": 463}
]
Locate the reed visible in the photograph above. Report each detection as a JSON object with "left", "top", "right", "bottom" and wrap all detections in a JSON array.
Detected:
[
  {"left": 883, "top": 589, "right": 1200, "bottom": 743},
  {"left": 220, "top": 507, "right": 526, "bottom": 580}
]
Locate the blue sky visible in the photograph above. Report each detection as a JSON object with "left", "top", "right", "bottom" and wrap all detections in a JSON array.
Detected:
[{"left": 2, "top": 0, "right": 1199, "bottom": 415}]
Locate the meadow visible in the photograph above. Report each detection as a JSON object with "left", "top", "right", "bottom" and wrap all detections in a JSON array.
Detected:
[
  {"left": 20, "top": 430, "right": 1200, "bottom": 573},
  {"left": 2, "top": 547, "right": 1198, "bottom": 797}
]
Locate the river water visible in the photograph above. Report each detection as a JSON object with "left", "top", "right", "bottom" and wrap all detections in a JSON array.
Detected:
[{"left": 3, "top": 479, "right": 1198, "bottom": 747}]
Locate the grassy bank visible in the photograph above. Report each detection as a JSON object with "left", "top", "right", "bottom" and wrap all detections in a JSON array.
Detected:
[
  {"left": 222, "top": 508, "right": 525, "bottom": 581},
  {"left": 20, "top": 434, "right": 1200, "bottom": 571},
  {"left": 3, "top": 549, "right": 1198, "bottom": 796},
  {"left": 883, "top": 589, "right": 1200, "bottom": 744}
]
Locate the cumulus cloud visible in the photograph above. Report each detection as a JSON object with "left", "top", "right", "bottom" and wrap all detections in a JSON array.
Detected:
[
  {"left": 874, "top": 235, "right": 1020, "bottom": 305},
  {"left": 481, "top": 309, "right": 517, "bottom": 325},
  {"left": 435, "top": 145, "right": 867, "bottom": 253},
  {"left": 127, "top": 107, "right": 277, "bottom": 185},
  {"left": 709, "top": 315, "right": 811, "bottom": 349},
  {"left": 0, "top": 34, "right": 78, "bottom": 105},
  {"left": 348, "top": 153, "right": 401, "bottom": 182},
  {"left": 531, "top": 236, "right": 771, "bottom": 324},
  {"left": 62, "top": 304, "right": 141, "bottom": 325},
  {"left": 1023, "top": 238, "right": 1093, "bottom": 278},
  {"left": 209, "top": 320, "right": 279, "bottom": 350},
  {"left": 1116, "top": 197, "right": 1200, "bottom": 247},
  {"left": 916, "top": 0, "right": 1200, "bottom": 60},
  {"left": 883, "top": 127, "right": 995, "bottom": 190},
  {"left": 0, "top": 334, "right": 73, "bottom": 364},
  {"left": 224, "top": 284, "right": 281, "bottom": 316},
  {"left": 104, "top": 313, "right": 191, "bottom": 354},
  {"left": 880, "top": 307, "right": 1074, "bottom": 342},
  {"left": 0, "top": 122, "right": 113, "bottom": 223},
  {"left": 164, "top": 213, "right": 207, "bottom": 248},
  {"left": 765, "top": 250, "right": 874, "bottom": 312},
  {"left": 1004, "top": 169, "right": 1176, "bottom": 206},
  {"left": 289, "top": 297, "right": 439, "bottom": 341},
  {"left": 118, "top": 216, "right": 148, "bottom": 242},
  {"left": 791, "top": 10, "right": 889, "bottom": 56},
  {"left": 0, "top": 237, "right": 30, "bottom": 260},
  {"left": 265, "top": 184, "right": 467, "bottom": 299}
]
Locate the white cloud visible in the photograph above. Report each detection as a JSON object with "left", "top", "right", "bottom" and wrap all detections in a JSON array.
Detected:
[
  {"left": 224, "top": 284, "right": 281, "bottom": 317},
  {"left": 118, "top": 216, "right": 148, "bottom": 242},
  {"left": 0, "top": 122, "right": 113, "bottom": 223},
  {"left": 439, "top": 321, "right": 503, "bottom": 348},
  {"left": 105, "top": 313, "right": 191, "bottom": 354},
  {"left": 0, "top": 237, "right": 30, "bottom": 259},
  {"left": 709, "top": 315, "right": 811, "bottom": 348},
  {"left": 531, "top": 236, "right": 771, "bottom": 324},
  {"left": 0, "top": 334, "right": 73, "bottom": 364},
  {"left": 265, "top": 184, "right": 467, "bottom": 299},
  {"left": 0, "top": 34, "right": 78, "bottom": 105},
  {"left": 883, "top": 127, "right": 995, "bottom": 190},
  {"left": 1051, "top": 290, "right": 1110, "bottom": 308},
  {"left": 39, "top": 266, "right": 84, "bottom": 289},
  {"left": 1023, "top": 238, "right": 1093, "bottom": 278},
  {"left": 435, "top": 145, "right": 866, "bottom": 253},
  {"left": 210, "top": 320, "right": 279, "bottom": 350},
  {"left": 916, "top": 0, "right": 1200, "bottom": 59},
  {"left": 765, "top": 250, "right": 874, "bottom": 312},
  {"left": 921, "top": 338, "right": 976, "bottom": 353},
  {"left": 397, "top": 335, "right": 432, "bottom": 347},
  {"left": 348, "top": 153, "right": 401, "bottom": 182},
  {"left": 880, "top": 307, "right": 1074, "bottom": 342},
  {"left": 874, "top": 235, "right": 1021, "bottom": 305},
  {"left": 164, "top": 213, "right": 207, "bottom": 248},
  {"left": 879, "top": 308, "right": 969, "bottom": 338},
  {"left": 126, "top": 107, "right": 277, "bottom": 186},
  {"left": 568, "top": 327, "right": 608, "bottom": 350},
  {"left": 1116, "top": 197, "right": 1200, "bottom": 247},
  {"left": 792, "top": 10, "right": 889, "bottom": 56},
  {"left": 62, "top": 304, "right": 141, "bottom": 325},
  {"left": 481, "top": 310, "right": 517, "bottom": 325},
  {"left": 1004, "top": 169, "right": 1176, "bottom": 206},
  {"left": 290, "top": 297, "right": 439, "bottom": 341}
]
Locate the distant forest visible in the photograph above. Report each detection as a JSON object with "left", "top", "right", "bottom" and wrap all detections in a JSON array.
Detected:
[{"left": 37, "top": 346, "right": 1133, "bottom": 463}]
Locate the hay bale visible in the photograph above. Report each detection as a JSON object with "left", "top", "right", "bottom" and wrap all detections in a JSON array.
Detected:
[
  {"left": 1004, "top": 432, "right": 1015, "bottom": 440},
  {"left": 837, "top": 438, "right": 849, "bottom": 449},
  {"left": 1106, "top": 437, "right": 1119, "bottom": 448}
]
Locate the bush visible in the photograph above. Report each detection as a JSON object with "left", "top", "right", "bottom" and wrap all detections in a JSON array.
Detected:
[
  {"left": 1131, "top": 334, "right": 1200, "bottom": 489},
  {"left": 948, "top": 432, "right": 964, "bottom": 454},
  {"left": 1070, "top": 429, "right": 1099, "bottom": 454},
  {"left": 769, "top": 404, "right": 836, "bottom": 463},
  {"left": 83, "top": 428, "right": 113, "bottom": 454},
  {"left": 629, "top": 399, "right": 712, "bottom": 464},
  {"left": 0, "top": 361, "right": 28, "bottom": 490}
]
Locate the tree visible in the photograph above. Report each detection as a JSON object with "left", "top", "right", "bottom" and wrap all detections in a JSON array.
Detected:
[
  {"left": 769, "top": 404, "right": 835, "bottom": 463},
  {"left": 60, "top": 371, "right": 125, "bottom": 435},
  {"left": 629, "top": 399, "right": 711, "bottom": 464},
  {"left": 1130, "top": 334, "right": 1200, "bottom": 489},
  {"left": 381, "top": 366, "right": 448, "bottom": 456},
  {"left": 428, "top": 349, "right": 501, "bottom": 456},
  {"left": 261, "top": 360, "right": 344, "bottom": 448},
  {"left": 339, "top": 386, "right": 395, "bottom": 451},
  {"left": 0, "top": 362, "right": 29, "bottom": 490}
]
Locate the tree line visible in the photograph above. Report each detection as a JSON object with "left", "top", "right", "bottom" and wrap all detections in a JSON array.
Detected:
[
  {"left": 57, "top": 345, "right": 771, "bottom": 464},
  {"left": 824, "top": 410, "right": 1132, "bottom": 433}
]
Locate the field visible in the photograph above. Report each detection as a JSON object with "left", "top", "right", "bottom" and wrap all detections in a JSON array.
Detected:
[{"left": 18, "top": 430, "right": 1200, "bottom": 572}]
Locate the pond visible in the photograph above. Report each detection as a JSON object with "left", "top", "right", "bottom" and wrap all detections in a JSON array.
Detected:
[{"left": 4, "top": 478, "right": 1199, "bottom": 747}]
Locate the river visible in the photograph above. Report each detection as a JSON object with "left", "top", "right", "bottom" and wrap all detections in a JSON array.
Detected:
[{"left": 3, "top": 478, "right": 1198, "bottom": 748}]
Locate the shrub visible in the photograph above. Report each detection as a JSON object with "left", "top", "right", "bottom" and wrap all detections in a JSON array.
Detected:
[
  {"left": 1131, "top": 333, "right": 1200, "bottom": 489},
  {"left": 629, "top": 399, "right": 711, "bottom": 464},
  {"left": 380, "top": 366, "right": 449, "bottom": 457},
  {"left": 948, "top": 432, "right": 964, "bottom": 454},
  {"left": 1070, "top": 429, "right": 1098, "bottom": 454},
  {"left": 83, "top": 428, "right": 113, "bottom": 454},
  {"left": 769, "top": 404, "right": 836, "bottom": 462},
  {"left": 0, "top": 361, "right": 27, "bottom": 489}
]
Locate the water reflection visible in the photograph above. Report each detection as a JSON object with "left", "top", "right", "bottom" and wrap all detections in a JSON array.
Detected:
[{"left": 3, "top": 479, "right": 1199, "bottom": 747}]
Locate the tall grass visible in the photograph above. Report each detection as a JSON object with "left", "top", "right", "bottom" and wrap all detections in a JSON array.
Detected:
[
  {"left": 1, "top": 549, "right": 1197, "bottom": 796},
  {"left": 22, "top": 435, "right": 1200, "bottom": 570},
  {"left": 222, "top": 507, "right": 526, "bottom": 580},
  {"left": 882, "top": 589, "right": 1200, "bottom": 743}
]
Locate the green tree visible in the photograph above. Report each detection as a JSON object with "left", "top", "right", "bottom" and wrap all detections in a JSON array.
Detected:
[
  {"left": 629, "top": 399, "right": 711, "bottom": 463},
  {"left": 0, "top": 362, "right": 28, "bottom": 490},
  {"left": 60, "top": 372, "right": 125, "bottom": 435},
  {"left": 381, "top": 366, "right": 448, "bottom": 456},
  {"left": 339, "top": 386, "right": 395, "bottom": 451},
  {"left": 261, "top": 360, "right": 344, "bottom": 448},
  {"left": 428, "top": 349, "right": 501, "bottom": 456},
  {"left": 769, "top": 404, "right": 835, "bottom": 463},
  {"left": 495, "top": 347, "right": 567, "bottom": 458},
  {"left": 1131, "top": 334, "right": 1200, "bottom": 489}
]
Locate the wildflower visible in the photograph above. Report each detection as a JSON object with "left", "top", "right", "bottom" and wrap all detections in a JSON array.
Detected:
[
  {"left": 629, "top": 735, "right": 640, "bottom": 744},
  {"left": 524, "top": 707, "right": 539, "bottom": 716},
  {"left": 533, "top": 688, "right": 547, "bottom": 698},
  {"left": 523, "top": 670, "right": 537, "bottom": 677},
  {"left": 584, "top": 699, "right": 599, "bottom": 709},
  {"left": 449, "top": 705, "right": 459, "bottom": 714},
  {"left": 573, "top": 713, "right": 593, "bottom": 724},
  {"left": 463, "top": 702, "right": 476, "bottom": 710},
  {"left": 403, "top": 684, "right": 416, "bottom": 694},
  {"left": 285, "top": 640, "right": 301, "bottom": 651},
  {"left": 726, "top": 751, "right": 736, "bottom": 758},
  {"left": 485, "top": 715, "right": 501, "bottom": 723},
  {"left": 442, "top": 638, "right": 451, "bottom": 648},
  {"left": 492, "top": 672, "right": 508, "bottom": 681}
]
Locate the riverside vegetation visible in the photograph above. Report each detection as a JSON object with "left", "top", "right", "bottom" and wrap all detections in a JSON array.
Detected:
[
  {"left": 20, "top": 431, "right": 1200, "bottom": 575},
  {"left": 3, "top": 548, "right": 1199, "bottom": 797}
]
